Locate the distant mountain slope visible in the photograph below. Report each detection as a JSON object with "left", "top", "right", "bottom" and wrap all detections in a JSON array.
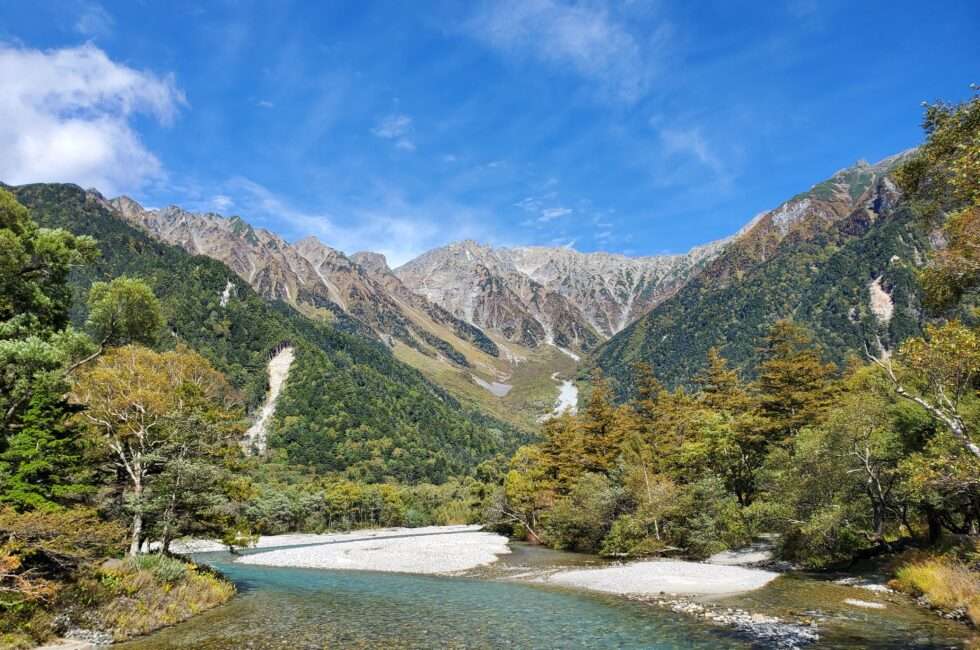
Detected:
[
  {"left": 11, "top": 183, "right": 527, "bottom": 483},
  {"left": 591, "top": 155, "right": 927, "bottom": 393},
  {"left": 108, "top": 196, "right": 568, "bottom": 427},
  {"left": 502, "top": 242, "right": 724, "bottom": 335},
  {"left": 349, "top": 250, "right": 500, "bottom": 357},
  {"left": 106, "top": 196, "right": 600, "bottom": 429},
  {"left": 394, "top": 239, "right": 722, "bottom": 352},
  {"left": 108, "top": 197, "right": 496, "bottom": 370}
]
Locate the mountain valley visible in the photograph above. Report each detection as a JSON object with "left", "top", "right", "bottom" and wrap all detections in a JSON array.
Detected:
[
  {"left": 92, "top": 153, "right": 929, "bottom": 422},
  {"left": 4, "top": 9, "right": 979, "bottom": 649},
  {"left": 104, "top": 193, "right": 735, "bottom": 426}
]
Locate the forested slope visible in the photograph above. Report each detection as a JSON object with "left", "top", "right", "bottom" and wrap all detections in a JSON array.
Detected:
[
  {"left": 592, "top": 173, "right": 928, "bottom": 394},
  {"left": 11, "top": 183, "right": 526, "bottom": 482}
]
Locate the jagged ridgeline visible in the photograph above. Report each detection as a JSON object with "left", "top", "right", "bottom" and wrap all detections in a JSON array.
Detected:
[
  {"left": 591, "top": 157, "right": 929, "bottom": 394},
  {"left": 11, "top": 183, "right": 527, "bottom": 483}
]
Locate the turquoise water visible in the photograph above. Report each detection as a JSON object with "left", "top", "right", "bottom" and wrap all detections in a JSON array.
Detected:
[
  {"left": 117, "top": 551, "right": 748, "bottom": 649},
  {"left": 117, "top": 544, "right": 973, "bottom": 649}
]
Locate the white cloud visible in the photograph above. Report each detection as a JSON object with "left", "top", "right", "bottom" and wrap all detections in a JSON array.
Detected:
[
  {"left": 0, "top": 43, "right": 184, "bottom": 195},
  {"left": 659, "top": 126, "right": 729, "bottom": 186},
  {"left": 467, "top": 0, "right": 668, "bottom": 102},
  {"left": 225, "top": 178, "right": 495, "bottom": 267},
  {"left": 539, "top": 206, "right": 572, "bottom": 222},
  {"left": 74, "top": 2, "right": 115, "bottom": 38},
  {"left": 210, "top": 194, "right": 234, "bottom": 212},
  {"left": 371, "top": 113, "right": 415, "bottom": 151},
  {"left": 515, "top": 194, "right": 572, "bottom": 225},
  {"left": 549, "top": 237, "right": 577, "bottom": 249},
  {"left": 372, "top": 114, "right": 411, "bottom": 138}
]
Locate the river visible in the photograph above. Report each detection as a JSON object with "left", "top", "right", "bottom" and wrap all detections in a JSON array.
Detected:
[{"left": 116, "top": 543, "right": 973, "bottom": 649}]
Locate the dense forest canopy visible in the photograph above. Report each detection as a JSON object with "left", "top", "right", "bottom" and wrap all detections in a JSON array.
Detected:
[{"left": 9, "top": 183, "right": 528, "bottom": 484}]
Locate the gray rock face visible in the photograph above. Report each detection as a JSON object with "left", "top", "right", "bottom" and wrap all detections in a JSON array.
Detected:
[
  {"left": 108, "top": 197, "right": 730, "bottom": 357},
  {"left": 350, "top": 251, "right": 391, "bottom": 276},
  {"left": 394, "top": 238, "right": 726, "bottom": 348},
  {"left": 108, "top": 197, "right": 481, "bottom": 366}
]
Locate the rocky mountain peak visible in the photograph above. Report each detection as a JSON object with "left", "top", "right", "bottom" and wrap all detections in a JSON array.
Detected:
[
  {"left": 103, "top": 195, "right": 506, "bottom": 375},
  {"left": 351, "top": 251, "right": 391, "bottom": 276},
  {"left": 396, "top": 237, "right": 726, "bottom": 344}
]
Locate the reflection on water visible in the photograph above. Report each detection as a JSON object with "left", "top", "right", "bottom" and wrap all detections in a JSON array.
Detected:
[
  {"left": 117, "top": 549, "right": 745, "bottom": 649},
  {"left": 117, "top": 543, "right": 974, "bottom": 650},
  {"left": 718, "top": 572, "right": 975, "bottom": 649}
]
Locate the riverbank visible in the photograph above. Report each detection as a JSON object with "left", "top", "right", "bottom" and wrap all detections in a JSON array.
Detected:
[
  {"left": 542, "top": 560, "right": 779, "bottom": 596},
  {"left": 178, "top": 525, "right": 782, "bottom": 594},
  {"left": 171, "top": 524, "right": 484, "bottom": 553},
  {"left": 234, "top": 525, "right": 511, "bottom": 574},
  {"left": 24, "top": 555, "right": 234, "bottom": 650}
]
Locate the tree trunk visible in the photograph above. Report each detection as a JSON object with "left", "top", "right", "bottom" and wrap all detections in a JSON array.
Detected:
[
  {"left": 160, "top": 456, "right": 186, "bottom": 555},
  {"left": 925, "top": 507, "right": 942, "bottom": 545},
  {"left": 128, "top": 479, "right": 144, "bottom": 556},
  {"left": 129, "top": 510, "right": 143, "bottom": 556}
]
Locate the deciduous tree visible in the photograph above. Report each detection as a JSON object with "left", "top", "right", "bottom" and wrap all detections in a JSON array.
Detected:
[{"left": 72, "top": 345, "right": 241, "bottom": 555}]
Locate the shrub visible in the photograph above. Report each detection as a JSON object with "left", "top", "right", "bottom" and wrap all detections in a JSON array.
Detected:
[
  {"left": 131, "top": 554, "right": 188, "bottom": 583},
  {"left": 0, "top": 507, "right": 126, "bottom": 647},
  {"left": 664, "top": 477, "right": 750, "bottom": 559},
  {"left": 79, "top": 556, "right": 235, "bottom": 641},
  {"left": 433, "top": 500, "right": 471, "bottom": 525},
  {"left": 894, "top": 557, "right": 980, "bottom": 626},
  {"left": 542, "top": 473, "right": 623, "bottom": 553},
  {"left": 599, "top": 514, "right": 668, "bottom": 557},
  {"left": 777, "top": 505, "right": 867, "bottom": 569}
]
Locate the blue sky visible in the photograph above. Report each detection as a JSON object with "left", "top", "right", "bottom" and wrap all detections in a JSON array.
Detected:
[{"left": 0, "top": 1, "right": 977, "bottom": 265}]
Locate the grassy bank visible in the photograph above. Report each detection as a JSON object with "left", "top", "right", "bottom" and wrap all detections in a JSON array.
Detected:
[
  {"left": 1, "top": 553, "right": 234, "bottom": 649},
  {"left": 891, "top": 553, "right": 980, "bottom": 627},
  {"left": 74, "top": 554, "right": 235, "bottom": 642}
]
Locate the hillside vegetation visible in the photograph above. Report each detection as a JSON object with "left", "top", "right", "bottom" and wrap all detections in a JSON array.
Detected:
[
  {"left": 11, "top": 183, "right": 527, "bottom": 483},
  {"left": 592, "top": 159, "right": 928, "bottom": 395},
  {"left": 492, "top": 93, "right": 980, "bottom": 625}
]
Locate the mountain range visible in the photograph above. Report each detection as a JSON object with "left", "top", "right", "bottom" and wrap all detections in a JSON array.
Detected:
[
  {"left": 107, "top": 196, "right": 726, "bottom": 357},
  {"left": 10, "top": 182, "right": 527, "bottom": 482},
  {"left": 100, "top": 191, "right": 733, "bottom": 425},
  {"left": 6, "top": 150, "right": 928, "bottom": 434}
]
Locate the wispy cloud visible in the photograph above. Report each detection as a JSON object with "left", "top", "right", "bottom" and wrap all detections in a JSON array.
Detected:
[
  {"left": 74, "top": 2, "right": 114, "bottom": 38},
  {"left": 0, "top": 43, "right": 185, "bottom": 195},
  {"left": 548, "top": 237, "right": 577, "bottom": 249},
  {"left": 371, "top": 113, "right": 415, "bottom": 151},
  {"left": 657, "top": 126, "right": 732, "bottom": 189},
  {"left": 209, "top": 194, "right": 233, "bottom": 212},
  {"left": 539, "top": 206, "right": 572, "bottom": 221},
  {"left": 515, "top": 193, "right": 573, "bottom": 225},
  {"left": 465, "top": 0, "right": 669, "bottom": 103},
  {"left": 224, "top": 177, "right": 497, "bottom": 266}
]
